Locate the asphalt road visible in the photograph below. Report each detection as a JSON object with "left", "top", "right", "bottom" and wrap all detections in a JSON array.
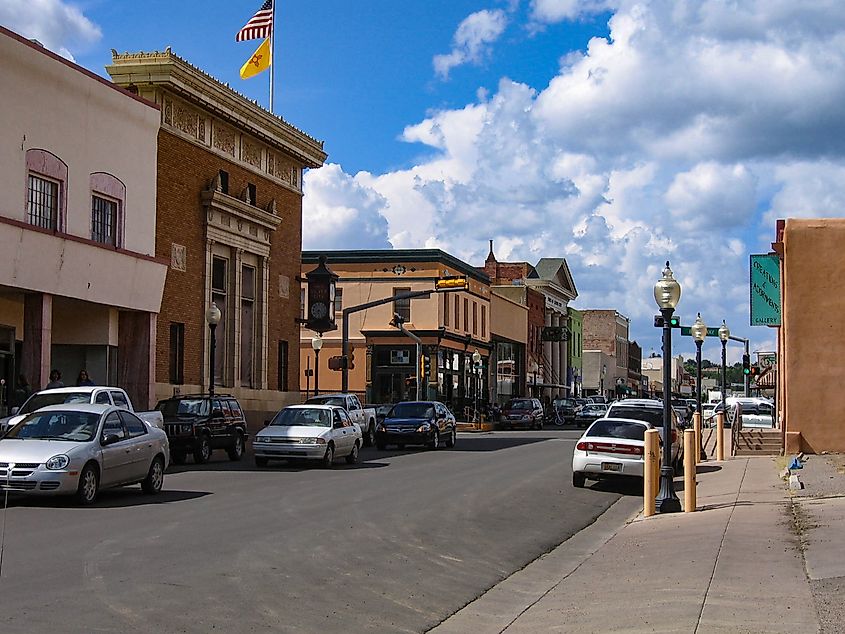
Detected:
[{"left": 0, "top": 429, "right": 635, "bottom": 633}]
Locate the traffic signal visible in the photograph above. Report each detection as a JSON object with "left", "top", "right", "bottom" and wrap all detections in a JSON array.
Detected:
[
  {"left": 435, "top": 276, "right": 468, "bottom": 291},
  {"left": 749, "top": 365, "right": 761, "bottom": 377},
  {"left": 389, "top": 313, "right": 405, "bottom": 328},
  {"left": 423, "top": 354, "right": 432, "bottom": 383},
  {"left": 654, "top": 315, "right": 681, "bottom": 328},
  {"left": 348, "top": 346, "right": 355, "bottom": 370},
  {"left": 742, "top": 353, "right": 751, "bottom": 375}
]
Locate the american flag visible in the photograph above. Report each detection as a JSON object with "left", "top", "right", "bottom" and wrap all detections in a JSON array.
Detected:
[{"left": 236, "top": 0, "right": 273, "bottom": 42}]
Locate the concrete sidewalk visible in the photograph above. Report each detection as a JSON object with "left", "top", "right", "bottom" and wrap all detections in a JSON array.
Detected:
[{"left": 432, "top": 456, "right": 820, "bottom": 633}]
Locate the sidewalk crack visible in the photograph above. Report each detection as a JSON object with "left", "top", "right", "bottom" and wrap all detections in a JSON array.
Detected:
[{"left": 694, "top": 458, "right": 749, "bottom": 634}]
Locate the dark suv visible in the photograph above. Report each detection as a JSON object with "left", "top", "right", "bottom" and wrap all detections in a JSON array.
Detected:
[
  {"left": 499, "top": 398, "right": 544, "bottom": 430},
  {"left": 156, "top": 394, "right": 248, "bottom": 464}
]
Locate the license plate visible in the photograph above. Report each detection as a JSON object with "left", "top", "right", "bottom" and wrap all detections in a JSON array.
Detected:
[{"left": 601, "top": 462, "right": 622, "bottom": 472}]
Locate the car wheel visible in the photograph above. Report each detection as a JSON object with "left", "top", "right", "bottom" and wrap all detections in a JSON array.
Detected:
[
  {"left": 428, "top": 431, "right": 439, "bottom": 450},
  {"left": 345, "top": 442, "right": 360, "bottom": 465},
  {"left": 171, "top": 451, "right": 186, "bottom": 465},
  {"left": 537, "top": 418, "right": 544, "bottom": 430},
  {"left": 255, "top": 456, "right": 269, "bottom": 467},
  {"left": 141, "top": 456, "right": 165, "bottom": 494},
  {"left": 193, "top": 435, "right": 212, "bottom": 464},
  {"left": 321, "top": 444, "right": 334, "bottom": 468},
  {"left": 572, "top": 472, "right": 586, "bottom": 488},
  {"left": 445, "top": 428, "right": 456, "bottom": 448},
  {"left": 227, "top": 433, "right": 245, "bottom": 461},
  {"left": 76, "top": 463, "right": 99, "bottom": 505},
  {"left": 365, "top": 423, "right": 376, "bottom": 447}
]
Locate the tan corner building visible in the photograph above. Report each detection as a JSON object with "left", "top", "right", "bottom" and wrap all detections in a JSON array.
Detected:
[
  {"left": 107, "top": 49, "right": 326, "bottom": 429},
  {"left": 774, "top": 218, "right": 845, "bottom": 453},
  {"left": 301, "top": 250, "right": 491, "bottom": 418},
  {"left": 0, "top": 27, "right": 167, "bottom": 412}
]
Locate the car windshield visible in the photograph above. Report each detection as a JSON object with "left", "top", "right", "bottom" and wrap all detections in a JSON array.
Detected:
[
  {"left": 305, "top": 396, "right": 345, "bottom": 407},
  {"left": 5, "top": 411, "right": 99, "bottom": 442},
  {"left": 389, "top": 403, "right": 435, "bottom": 419},
  {"left": 157, "top": 399, "right": 209, "bottom": 417},
  {"left": 505, "top": 400, "right": 532, "bottom": 410},
  {"left": 607, "top": 406, "right": 663, "bottom": 426},
  {"left": 270, "top": 408, "right": 331, "bottom": 427},
  {"left": 587, "top": 419, "right": 647, "bottom": 441},
  {"left": 19, "top": 392, "right": 91, "bottom": 415}
]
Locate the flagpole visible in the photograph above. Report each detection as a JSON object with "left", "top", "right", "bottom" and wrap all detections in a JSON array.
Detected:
[{"left": 269, "top": 0, "right": 275, "bottom": 113}]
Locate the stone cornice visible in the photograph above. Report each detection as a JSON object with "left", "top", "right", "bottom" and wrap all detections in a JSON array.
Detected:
[
  {"left": 201, "top": 188, "right": 282, "bottom": 232},
  {"left": 106, "top": 48, "right": 327, "bottom": 168}
]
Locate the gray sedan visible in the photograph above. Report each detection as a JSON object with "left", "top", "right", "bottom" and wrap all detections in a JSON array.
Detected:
[{"left": 0, "top": 404, "right": 169, "bottom": 505}]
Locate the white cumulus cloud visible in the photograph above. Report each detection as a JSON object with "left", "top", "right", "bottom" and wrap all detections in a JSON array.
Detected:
[
  {"left": 433, "top": 9, "right": 508, "bottom": 79},
  {"left": 0, "top": 0, "right": 101, "bottom": 61}
]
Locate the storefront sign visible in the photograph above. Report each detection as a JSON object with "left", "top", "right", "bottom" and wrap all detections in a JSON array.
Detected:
[{"left": 750, "top": 254, "right": 781, "bottom": 326}]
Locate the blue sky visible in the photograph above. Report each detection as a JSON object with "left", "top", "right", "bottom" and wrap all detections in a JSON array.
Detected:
[{"left": 5, "top": 1, "right": 845, "bottom": 363}]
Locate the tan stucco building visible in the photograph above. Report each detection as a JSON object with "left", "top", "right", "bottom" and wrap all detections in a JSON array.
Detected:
[
  {"left": 0, "top": 26, "right": 167, "bottom": 410},
  {"left": 774, "top": 218, "right": 845, "bottom": 453},
  {"left": 301, "top": 250, "right": 491, "bottom": 417}
]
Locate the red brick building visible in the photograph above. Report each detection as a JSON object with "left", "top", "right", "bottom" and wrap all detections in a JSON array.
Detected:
[{"left": 108, "top": 50, "right": 326, "bottom": 428}]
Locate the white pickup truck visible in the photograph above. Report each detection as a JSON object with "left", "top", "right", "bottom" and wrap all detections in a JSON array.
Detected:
[
  {"left": 0, "top": 386, "right": 164, "bottom": 434},
  {"left": 305, "top": 393, "right": 377, "bottom": 447}
]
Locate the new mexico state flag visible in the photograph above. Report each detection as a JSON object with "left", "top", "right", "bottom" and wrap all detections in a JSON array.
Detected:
[{"left": 240, "top": 38, "right": 271, "bottom": 79}]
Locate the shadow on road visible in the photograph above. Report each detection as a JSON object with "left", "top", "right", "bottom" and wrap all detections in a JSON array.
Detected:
[
  {"left": 166, "top": 449, "right": 389, "bottom": 474},
  {"left": 368, "top": 435, "right": 549, "bottom": 459},
  {"left": 5, "top": 488, "right": 211, "bottom": 509}
]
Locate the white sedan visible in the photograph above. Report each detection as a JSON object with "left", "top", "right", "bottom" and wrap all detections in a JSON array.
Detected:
[
  {"left": 572, "top": 417, "right": 649, "bottom": 487},
  {"left": 0, "top": 404, "right": 169, "bottom": 504},
  {"left": 253, "top": 404, "right": 362, "bottom": 468}
]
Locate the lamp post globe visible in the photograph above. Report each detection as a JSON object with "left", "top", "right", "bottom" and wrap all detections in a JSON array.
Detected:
[
  {"left": 691, "top": 313, "right": 707, "bottom": 343},
  {"left": 206, "top": 302, "right": 221, "bottom": 397},
  {"left": 718, "top": 320, "right": 729, "bottom": 410},
  {"left": 653, "top": 261, "right": 682, "bottom": 514},
  {"left": 691, "top": 313, "right": 707, "bottom": 461},
  {"left": 718, "top": 320, "right": 730, "bottom": 342},
  {"left": 311, "top": 335, "right": 323, "bottom": 396}
]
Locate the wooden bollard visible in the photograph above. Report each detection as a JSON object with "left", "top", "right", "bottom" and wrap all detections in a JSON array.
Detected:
[
  {"left": 684, "top": 430, "right": 696, "bottom": 512},
  {"left": 693, "top": 411, "right": 702, "bottom": 465},
  {"left": 643, "top": 429, "right": 660, "bottom": 517},
  {"left": 716, "top": 412, "right": 725, "bottom": 461}
]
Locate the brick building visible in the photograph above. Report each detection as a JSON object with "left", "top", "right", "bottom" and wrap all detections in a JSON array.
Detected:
[
  {"left": 107, "top": 49, "right": 326, "bottom": 428},
  {"left": 582, "top": 310, "right": 631, "bottom": 399}
]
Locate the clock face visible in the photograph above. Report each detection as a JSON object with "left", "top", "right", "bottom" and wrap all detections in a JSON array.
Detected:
[{"left": 311, "top": 301, "right": 328, "bottom": 319}]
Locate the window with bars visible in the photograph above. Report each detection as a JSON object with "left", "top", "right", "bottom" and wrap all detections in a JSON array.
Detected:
[
  {"left": 91, "top": 195, "right": 118, "bottom": 245},
  {"left": 27, "top": 174, "right": 59, "bottom": 230}
]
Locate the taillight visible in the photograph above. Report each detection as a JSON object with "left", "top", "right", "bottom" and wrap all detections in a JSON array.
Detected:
[{"left": 578, "top": 441, "right": 642, "bottom": 456}]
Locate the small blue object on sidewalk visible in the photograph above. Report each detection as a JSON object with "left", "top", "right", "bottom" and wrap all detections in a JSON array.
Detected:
[{"left": 789, "top": 456, "right": 803, "bottom": 470}]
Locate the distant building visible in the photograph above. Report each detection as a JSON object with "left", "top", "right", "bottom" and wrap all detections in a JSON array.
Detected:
[
  {"left": 582, "top": 310, "right": 631, "bottom": 399},
  {"left": 0, "top": 26, "right": 167, "bottom": 411}
]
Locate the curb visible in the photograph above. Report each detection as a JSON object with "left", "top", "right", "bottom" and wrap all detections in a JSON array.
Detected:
[{"left": 428, "top": 495, "right": 642, "bottom": 633}]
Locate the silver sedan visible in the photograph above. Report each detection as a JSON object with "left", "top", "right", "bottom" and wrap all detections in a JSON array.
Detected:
[{"left": 0, "top": 403, "right": 170, "bottom": 505}]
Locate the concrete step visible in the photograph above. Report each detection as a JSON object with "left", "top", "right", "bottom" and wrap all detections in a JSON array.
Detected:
[{"left": 736, "top": 448, "right": 781, "bottom": 456}]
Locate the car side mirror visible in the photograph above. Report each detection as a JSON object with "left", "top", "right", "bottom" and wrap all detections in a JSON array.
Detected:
[
  {"left": 10, "top": 407, "right": 18, "bottom": 415},
  {"left": 333, "top": 421, "right": 344, "bottom": 429},
  {"left": 211, "top": 408, "right": 224, "bottom": 418},
  {"left": 102, "top": 433, "right": 121, "bottom": 446},
  {"left": 263, "top": 419, "right": 271, "bottom": 427}
]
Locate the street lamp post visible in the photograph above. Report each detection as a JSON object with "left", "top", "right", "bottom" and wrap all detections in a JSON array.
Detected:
[
  {"left": 653, "top": 261, "right": 682, "bottom": 514},
  {"left": 472, "top": 349, "right": 481, "bottom": 422},
  {"left": 718, "top": 320, "right": 730, "bottom": 412},
  {"left": 311, "top": 335, "right": 323, "bottom": 396},
  {"left": 205, "top": 302, "right": 221, "bottom": 397},
  {"left": 691, "top": 313, "right": 708, "bottom": 461}
]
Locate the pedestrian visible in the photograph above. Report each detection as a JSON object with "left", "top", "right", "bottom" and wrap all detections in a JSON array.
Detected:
[
  {"left": 76, "top": 369, "right": 95, "bottom": 386},
  {"left": 13, "top": 374, "right": 31, "bottom": 408},
  {"left": 46, "top": 369, "right": 64, "bottom": 389}
]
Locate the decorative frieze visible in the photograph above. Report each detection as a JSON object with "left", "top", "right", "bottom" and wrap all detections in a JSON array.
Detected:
[
  {"left": 213, "top": 123, "right": 236, "bottom": 156},
  {"left": 174, "top": 102, "right": 200, "bottom": 138},
  {"left": 242, "top": 138, "right": 262, "bottom": 168},
  {"left": 171, "top": 243, "right": 187, "bottom": 271}
]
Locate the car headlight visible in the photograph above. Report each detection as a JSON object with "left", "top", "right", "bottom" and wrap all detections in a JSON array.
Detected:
[
  {"left": 254, "top": 435, "right": 267, "bottom": 444},
  {"left": 45, "top": 454, "right": 70, "bottom": 470},
  {"left": 180, "top": 424, "right": 193, "bottom": 434},
  {"left": 416, "top": 423, "right": 431, "bottom": 432},
  {"left": 377, "top": 424, "right": 386, "bottom": 432},
  {"left": 308, "top": 437, "right": 327, "bottom": 445},
  {"left": 522, "top": 414, "right": 531, "bottom": 420}
]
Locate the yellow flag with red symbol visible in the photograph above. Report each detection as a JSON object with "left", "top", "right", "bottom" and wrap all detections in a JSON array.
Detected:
[{"left": 240, "top": 38, "right": 271, "bottom": 79}]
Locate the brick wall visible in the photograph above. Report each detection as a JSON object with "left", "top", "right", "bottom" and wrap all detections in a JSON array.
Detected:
[
  {"left": 582, "top": 310, "right": 617, "bottom": 357},
  {"left": 155, "top": 129, "right": 301, "bottom": 398}
]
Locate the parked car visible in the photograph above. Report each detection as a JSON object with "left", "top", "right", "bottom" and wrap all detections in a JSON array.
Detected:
[
  {"left": 366, "top": 403, "right": 393, "bottom": 427},
  {"left": 0, "top": 386, "right": 164, "bottom": 435},
  {"left": 553, "top": 398, "right": 578, "bottom": 425},
  {"left": 603, "top": 399, "right": 683, "bottom": 472},
  {"left": 305, "top": 393, "right": 377, "bottom": 447},
  {"left": 575, "top": 403, "right": 607, "bottom": 428},
  {"left": 155, "top": 394, "right": 248, "bottom": 464},
  {"left": 0, "top": 404, "right": 169, "bottom": 504},
  {"left": 498, "top": 398, "right": 544, "bottom": 430},
  {"left": 376, "top": 401, "right": 456, "bottom": 450},
  {"left": 572, "top": 417, "right": 648, "bottom": 487},
  {"left": 253, "top": 404, "right": 362, "bottom": 468}
]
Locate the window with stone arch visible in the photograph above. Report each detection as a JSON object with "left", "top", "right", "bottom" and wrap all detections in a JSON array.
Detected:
[
  {"left": 90, "top": 172, "right": 126, "bottom": 247},
  {"left": 25, "top": 149, "right": 67, "bottom": 232}
]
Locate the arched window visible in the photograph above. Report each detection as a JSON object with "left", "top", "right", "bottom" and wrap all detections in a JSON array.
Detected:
[
  {"left": 25, "top": 149, "right": 67, "bottom": 232},
  {"left": 90, "top": 172, "right": 126, "bottom": 247}
]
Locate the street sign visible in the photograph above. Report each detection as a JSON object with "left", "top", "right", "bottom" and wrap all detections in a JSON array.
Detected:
[
  {"left": 750, "top": 254, "right": 781, "bottom": 326},
  {"left": 541, "top": 326, "right": 569, "bottom": 342},
  {"left": 680, "top": 326, "right": 720, "bottom": 337},
  {"left": 757, "top": 352, "right": 776, "bottom": 368}
]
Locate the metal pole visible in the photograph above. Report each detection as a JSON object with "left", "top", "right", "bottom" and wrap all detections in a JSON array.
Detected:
[
  {"left": 208, "top": 323, "right": 216, "bottom": 398},
  {"left": 744, "top": 339, "right": 750, "bottom": 397},
  {"left": 305, "top": 356, "right": 311, "bottom": 400},
  {"left": 656, "top": 307, "right": 681, "bottom": 513},
  {"left": 696, "top": 339, "right": 705, "bottom": 460},
  {"left": 721, "top": 340, "right": 727, "bottom": 409},
  {"left": 314, "top": 348, "right": 320, "bottom": 396},
  {"left": 415, "top": 342, "right": 422, "bottom": 401}
]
